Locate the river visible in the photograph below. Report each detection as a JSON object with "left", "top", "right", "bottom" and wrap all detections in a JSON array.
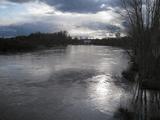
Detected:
[{"left": 0, "top": 45, "right": 131, "bottom": 120}]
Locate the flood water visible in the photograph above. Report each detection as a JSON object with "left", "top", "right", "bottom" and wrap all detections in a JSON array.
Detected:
[{"left": 0, "top": 45, "right": 131, "bottom": 120}]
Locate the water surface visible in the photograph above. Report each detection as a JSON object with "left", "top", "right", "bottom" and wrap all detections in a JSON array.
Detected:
[{"left": 0, "top": 45, "right": 130, "bottom": 120}]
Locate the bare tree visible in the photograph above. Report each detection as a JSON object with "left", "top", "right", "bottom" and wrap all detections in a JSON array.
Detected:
[
  {"left": 115, "top": 32, "right": 121, "bottom": 38},
  {"left": 121, "top": 0, "right": 160, "bottom": 81},
  {"left": 120, "top": 1, "right": 160, "bottom": 119}
]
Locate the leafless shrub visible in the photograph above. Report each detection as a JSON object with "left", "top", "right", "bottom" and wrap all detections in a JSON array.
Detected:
[{"left": 121, "top": 0, "right": 160, "bottom": 82}]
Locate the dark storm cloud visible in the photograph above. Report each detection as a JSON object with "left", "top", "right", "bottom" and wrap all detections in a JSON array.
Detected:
[
  {"left": 43, "top": 0, "right": 105, "bottom": 13},
  {"left": 7, "top": 0, "right": 33, "bottom": 3},
  {"left": 1, "top": 0, "right": 124, "bottom": 37},
  {"left": 0, "top": 22, "right": 59, "bottom": 37},
  {"left": 7, "top": 0, "right": 121, "bottom": 13}
]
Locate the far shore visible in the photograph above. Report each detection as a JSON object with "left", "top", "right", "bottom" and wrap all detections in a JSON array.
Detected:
[{"left": 0, "top": 32, "right": 132, "bottom": 54}]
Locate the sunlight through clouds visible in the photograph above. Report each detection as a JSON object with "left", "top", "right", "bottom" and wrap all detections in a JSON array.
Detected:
[
  {"left": 0, "top": 0, "right": 125, "bottom": 38},
  {"left": 24, "top": 1, "right": 55, "bottom": 16}
]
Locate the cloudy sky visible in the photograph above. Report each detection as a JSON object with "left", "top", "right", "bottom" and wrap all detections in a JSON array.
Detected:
[{"left": 0, "top": 0, "right": 126, "bottom": 38}]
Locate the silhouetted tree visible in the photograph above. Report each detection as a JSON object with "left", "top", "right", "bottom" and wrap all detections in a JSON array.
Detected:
[
  {"left": 115, "top": 32, "right": 121, "bottom": 38},
  {"left": 121, "top": 0, "right": 160, "bottom": 119},
  {"left": 121, "top": 0, "right": 160, "bottom": 82},
  {"left": 0, "top": 31, "right": 71, "bottom": 53}
]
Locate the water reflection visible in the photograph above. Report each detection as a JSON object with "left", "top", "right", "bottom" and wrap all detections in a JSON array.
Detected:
[
  {"left": 0, "top": 45, "right": 130, "bottom": 120},
  {"left": 95, "top": 75, "right": 109, "bottom": 95},
  {"left": 87, "top": 74, "right": 124, "bottom": 115},
  {"left": 92, "top": 75, "right": 110, "bottom": 110}
]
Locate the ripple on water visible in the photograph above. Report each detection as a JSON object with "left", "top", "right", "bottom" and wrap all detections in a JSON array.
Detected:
[{"left": 0, "top": 45, "right": 130, "bottom": 120}]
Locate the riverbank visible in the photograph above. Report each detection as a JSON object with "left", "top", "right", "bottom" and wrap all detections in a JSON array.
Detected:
[
  {"left": 0, "top": 32, "right": 132, "bottom": 54},
  {"left": 119, "top": 57, "right": 160, "bottom": 120},
  {"left": 0, "top": 32, "right": 70, "bottom": 54}
]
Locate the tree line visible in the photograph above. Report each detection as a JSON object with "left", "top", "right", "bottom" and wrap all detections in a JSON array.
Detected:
[
  {"left": 0, "top": 31, "right": 132, "bottom": 53},
  {"left": 0, "top": 31, "right": 71, "bottom": 53}
]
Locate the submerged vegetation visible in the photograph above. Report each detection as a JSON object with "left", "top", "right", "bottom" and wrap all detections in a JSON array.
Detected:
[
  {"left": 119, "top": 0, "right": 160, "bottom": 119},
  {"left": 121, "top": 0, "right": 160, "bottom": 87}
]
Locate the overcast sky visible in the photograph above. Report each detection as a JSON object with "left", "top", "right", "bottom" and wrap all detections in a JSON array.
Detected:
[{"left": 0, "top": 0, "right": 126, "bottom": 38}]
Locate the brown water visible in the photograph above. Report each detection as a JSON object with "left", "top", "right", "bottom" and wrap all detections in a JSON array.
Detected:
[{"left": 0, "top": 45, "right": 130, "bottom": 120}]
